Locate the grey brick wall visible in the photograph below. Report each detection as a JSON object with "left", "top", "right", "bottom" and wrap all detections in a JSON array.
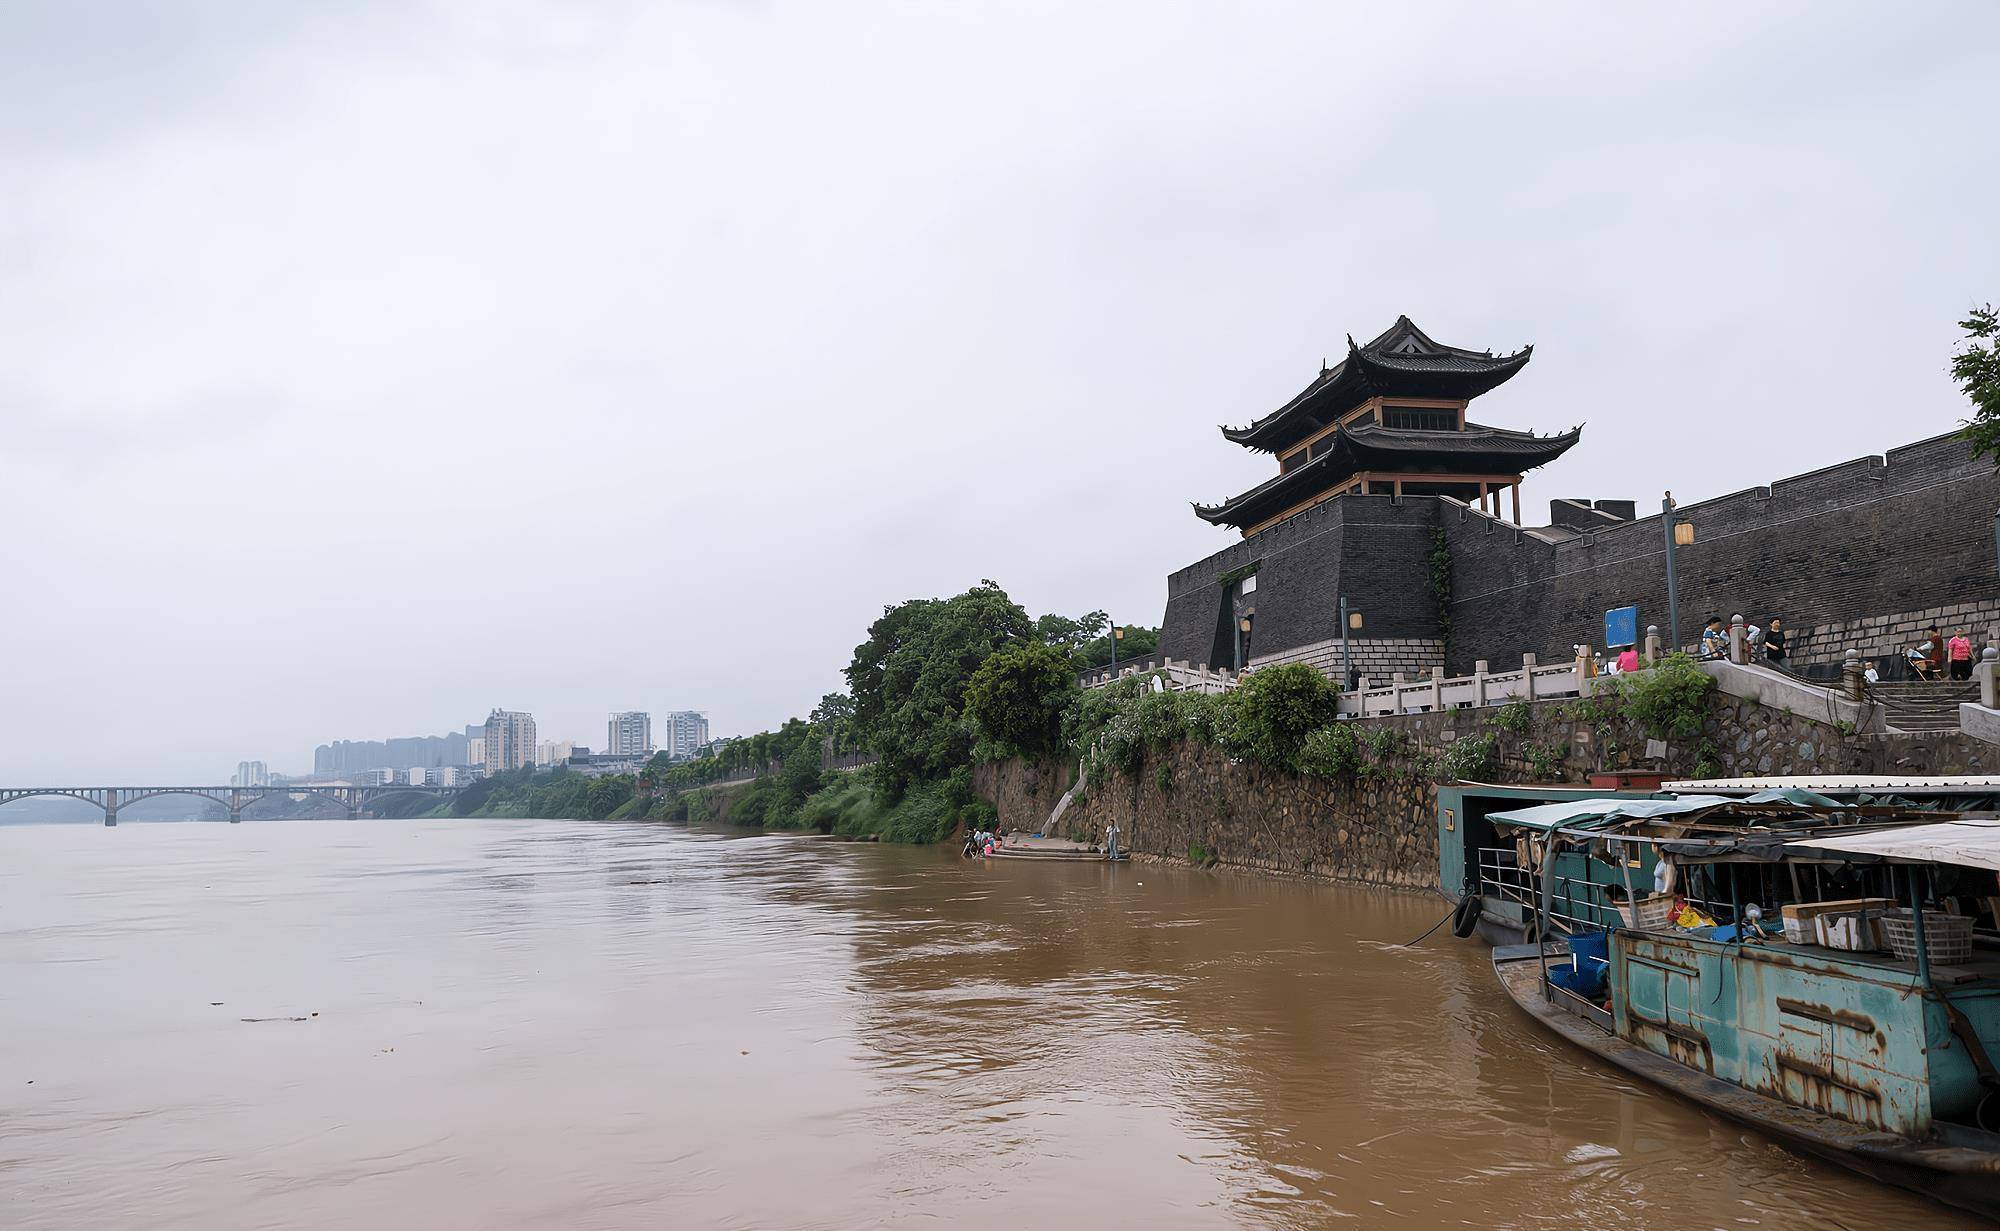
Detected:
[
  {"left": 1155, "top": 431, "right": 2000, "bottom": 680},
  {"left": 1250, "top": 635, "right": 1445, "bottom": 682},
  {"left": 1442, "top": 431, "right": 2000, "bottom": 675},
  {"left": 1160, "top": 496, "right": 1441, "bottom": 669}
]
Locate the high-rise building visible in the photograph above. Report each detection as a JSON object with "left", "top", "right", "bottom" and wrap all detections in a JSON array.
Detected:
[
  {"left": 311, "top": 730, "right": 471, "bottom": 776},
  {"left": 535, "top": 739, "right": 576, "bottom": 767},
  {"left": 233, "top": 761, "right": 269, "bottom": 787},
  {"left": 482, "top": 709, "right": 536, "bottom": 774},
  {"left": 607, "top": 712, "right": 652, "bottom": 757},
  {"left": 662, "top": 711, "right": 710, "bottom": 760}
]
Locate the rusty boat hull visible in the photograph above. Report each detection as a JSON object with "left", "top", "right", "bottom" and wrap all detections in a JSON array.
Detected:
[{"left": 1493, "top": 944, "right": 2000, "bottom": 1222}]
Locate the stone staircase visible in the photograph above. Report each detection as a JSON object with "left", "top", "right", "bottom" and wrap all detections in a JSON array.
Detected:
[{"left": 1869, "top": 680, "right": 1980, "bottom": 732}]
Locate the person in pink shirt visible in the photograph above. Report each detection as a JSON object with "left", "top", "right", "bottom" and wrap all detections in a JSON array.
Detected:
[
  {"left": 1615, "top": 646, "right": 1640, "bottom": 673},
  {"left": 1949, "top": 630, "right": 1976, "bottom": 681}
]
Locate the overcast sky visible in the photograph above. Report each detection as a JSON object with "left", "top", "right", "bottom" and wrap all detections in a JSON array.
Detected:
[{"left": 4, "top": 1, "right": 1998, "bottom": 781}]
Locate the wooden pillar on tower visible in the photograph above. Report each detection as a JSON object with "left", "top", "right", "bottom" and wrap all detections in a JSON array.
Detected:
[{"left": 1511, "top": 484, "right": 1521, "bottom": 524}]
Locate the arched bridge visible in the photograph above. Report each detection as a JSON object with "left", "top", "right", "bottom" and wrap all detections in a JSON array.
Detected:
[{"left": 0, "top": 783, "right": 464, "bottom": 826}]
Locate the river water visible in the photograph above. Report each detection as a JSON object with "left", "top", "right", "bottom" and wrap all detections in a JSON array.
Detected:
[{"left": 0, "top": 819, "right": 1970, "bottom": 1230}]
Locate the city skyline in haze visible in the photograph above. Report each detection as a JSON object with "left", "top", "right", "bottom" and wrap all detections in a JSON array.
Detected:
[{"left": 3, "top": 2, "right": 1998, "bottom": 780}]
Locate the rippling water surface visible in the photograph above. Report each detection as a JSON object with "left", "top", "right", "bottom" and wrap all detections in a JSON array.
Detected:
[{"left": 0, "top": 819, "right": 1972, "bottom": 1229}]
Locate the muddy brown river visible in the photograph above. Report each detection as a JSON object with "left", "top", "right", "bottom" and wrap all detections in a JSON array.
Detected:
[{"left": 0, "top": 819, "right": 1973, "bottom": 1229}]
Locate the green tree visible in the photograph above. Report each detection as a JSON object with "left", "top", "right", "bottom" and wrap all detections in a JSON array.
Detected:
[
  {"left": 772, "top": 718, "right": 825, "bottom": 810},
  {"left": 1956, "top": 305, "right": 2000, "bottom": 466},
  {"left": 1228, "top": 663, "right": 1343, "bottom": 770},
  {"left": 810, "top": 692, "right": 858, "bottom": 753},
  {"left": 1076, "top": 624, "right": 1160, "bottom": 668},
  {"left": 965, "top": 641, "right": 1077, "bottom": 760},
  {"left": 1033, "top": 610, "right": 1107, "bottom": 657},
  {"left": 846, "top": 581, "right": 1034, "bottom": 798}
]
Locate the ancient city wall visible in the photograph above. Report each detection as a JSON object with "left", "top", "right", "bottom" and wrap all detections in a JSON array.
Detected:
[
  {"left": 1445, "top": 432, "right": 2000, "bottom": 675},
  {"left": 1159, "top": 432, "right": 2000, "bottom": 683},
  {"left": 1159, "top": 495, "right": 1443, "bottom": 680}
]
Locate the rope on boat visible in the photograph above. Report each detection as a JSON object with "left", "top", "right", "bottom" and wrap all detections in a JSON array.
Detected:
[{"left": 1399, "top": 904, "right": 1461, "bottom": 948}]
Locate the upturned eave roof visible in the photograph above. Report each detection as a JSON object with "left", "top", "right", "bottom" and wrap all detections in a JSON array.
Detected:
[
  {"left": 1219, "top": 316, "right": 1532, "bottom": 454},
  {"left": 1193, "top": 422, "right": 1580, "bottom": 530}
]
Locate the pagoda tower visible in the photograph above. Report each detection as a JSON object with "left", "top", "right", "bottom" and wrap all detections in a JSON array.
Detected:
[{"left": 1197, "top": 316, "right": 1577, "bottom": 537}]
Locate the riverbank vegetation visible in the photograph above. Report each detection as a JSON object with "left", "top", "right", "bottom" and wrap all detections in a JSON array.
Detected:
[
  {"left": 449, "top": 582, "right": 1142, "bottom": 841},
  {"left": 442, "top": 598, "right": 1716, "bottom": 839},
  {"left": 1045, "top": 653, "right": 1719, "bottom": 797}
]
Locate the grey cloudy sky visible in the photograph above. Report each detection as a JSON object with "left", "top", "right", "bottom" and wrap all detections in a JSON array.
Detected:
[{"left": 4, "top": 1, "right": 1997, "bottom": 781}]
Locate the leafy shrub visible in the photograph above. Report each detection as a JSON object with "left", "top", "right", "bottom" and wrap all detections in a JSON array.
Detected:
[
  {"left": 1154, "top": 763, "right": 1173, "bottom": 793},
  {"left": 1229, "top": 664, "right": 1342, "bottom": 769},
  {"left": 879, "top": 770, "right": 986, "bottom": 844},
  {"left": 1183, "top": 691, "right": 1237, "bottom": 747},
  {"left": 1188, "top": 841, "right": 1218, "bottom": 868},
  {"left": 1133, "top": 688, "right": 1198, "bottom": 751},
  {"left": 1434, "top": 734, "right": 1499, "bottom": 782},
  {"left": 1527, "top": 740, "right": 1568, "bottom": 782},
  {"left": 1294, "top": 724, "right": 1361, "bottom": 779},
  {"left": 1621, "top": 653, "right": 1715, "bottom": 740},
  {"left": 1489, "top": 699, "right": 1533, "bottom": 735},
  {"left": 1364, "top": 727, "right": 1408, "bottom": 761},
  {"left": 1064, "top": 674, "right": 1151, "bottom": 758}
]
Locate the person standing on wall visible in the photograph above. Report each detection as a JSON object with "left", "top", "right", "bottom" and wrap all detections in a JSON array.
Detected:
[
  {"left": 1926, "top": 626, "right": 1947, "bottom": 681},
  {"left": 1763, "top": 616, "right": 1787, "bottom": 671},
  {"left": 1950, "top": 629, "right": 1976, "bottom": 681},
  {"left": 1698, "top": 616, "right": 1728, "bottom": 661}
]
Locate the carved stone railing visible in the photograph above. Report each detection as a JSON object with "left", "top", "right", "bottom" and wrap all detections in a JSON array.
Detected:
[
  {"left": 1079, "top": 657, "right": 1240, "bottom": 694},
  {"left": 1335, "top": 654, "right": 1586, "bottom": 718}
]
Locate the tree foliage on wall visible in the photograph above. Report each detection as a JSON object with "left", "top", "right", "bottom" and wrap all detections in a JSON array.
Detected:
[
  {"left": 1955, "top": 304, "right": 2000, "bottom": 467},
  {"left": 1428, "top": 515, "right": 1454, "bottom": 653}
]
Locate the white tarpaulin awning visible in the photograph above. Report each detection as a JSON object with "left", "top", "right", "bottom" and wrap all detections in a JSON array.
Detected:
[
  {"left": 1485, "top": 795, "right": 1739, "bottom": 832},
  {"left": 1787, "top": 818, "right": 2000, "bottom": 872}
]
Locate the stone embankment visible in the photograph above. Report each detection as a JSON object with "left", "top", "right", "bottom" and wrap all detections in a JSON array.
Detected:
[{"left": 974, "top": 692, "right": 1999, "bottom": 891}]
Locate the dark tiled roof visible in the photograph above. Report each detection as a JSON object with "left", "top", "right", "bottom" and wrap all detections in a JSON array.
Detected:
[
  {"left": 1220, "top": 316, "right": 1532, "bottom": 454},
  {"left": 1194, "top": 421, "right": 1580, "bottom": 530},
  {"left": 1343, "top": 421, "right": 1581, "bottom": 462}
]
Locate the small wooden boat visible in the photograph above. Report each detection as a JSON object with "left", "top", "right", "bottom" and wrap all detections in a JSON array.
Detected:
[{"left": 981, "top": 833, "right": 1122, "bottom": 861}]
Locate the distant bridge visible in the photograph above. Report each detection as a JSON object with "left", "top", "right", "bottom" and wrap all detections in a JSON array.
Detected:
[{"left": 0, "top": 783, "right": 464, "bottom": 825}]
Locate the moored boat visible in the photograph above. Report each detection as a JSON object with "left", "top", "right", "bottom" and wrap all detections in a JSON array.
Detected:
[{"left": 1442, "top": 780, "right": 2000, "bottom": 1221}]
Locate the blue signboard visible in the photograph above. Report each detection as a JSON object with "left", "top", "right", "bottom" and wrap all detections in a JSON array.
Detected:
[{"left": 1604, "top": 605, "right": 1639, "bottom": 650}]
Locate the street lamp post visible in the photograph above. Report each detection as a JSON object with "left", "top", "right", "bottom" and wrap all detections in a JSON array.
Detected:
[
  {"left": 1109, "top": 622, "right": 1122, "bottom": 673},
  {"left": 1340, "top": 598, "right": 1363, "bottom": 690},
  {"left": 1662, "top": 492, "right": 1696, "bottom": 654}
]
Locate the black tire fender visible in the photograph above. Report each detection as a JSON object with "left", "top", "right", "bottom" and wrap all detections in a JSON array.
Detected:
[{"left": 1450, "top": 894, "right": 1483, "bottom": 939}]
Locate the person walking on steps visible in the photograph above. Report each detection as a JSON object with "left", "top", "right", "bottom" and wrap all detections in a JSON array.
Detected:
[
  {"left": 1950, "top": 629, "right": 1975, "bottom": 681},
  {"left": 1698, "top": 616, "right": 1728, "bottom": 661},
  {"left": 1762, "top": 616, "right": 1787, "bottom": 671}
]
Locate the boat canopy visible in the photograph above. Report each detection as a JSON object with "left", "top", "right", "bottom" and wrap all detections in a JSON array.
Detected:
[
  {"left": 1787, "top": 817, "right": 2000, "bottom": 872},
  {"left": 1484, "top": 795, "right": 1740, "bottom": 831}
]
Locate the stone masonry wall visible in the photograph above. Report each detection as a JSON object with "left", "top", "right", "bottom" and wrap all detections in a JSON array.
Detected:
[
  {"left": 1790, "top": 602, "right": 2000, "bottom": 676},
  {"left": 975, "top": 693, "right": 2000, "bottom": 892},
  {"left": 1249, "top": 635, "right": 1445, "bottom": 683}
]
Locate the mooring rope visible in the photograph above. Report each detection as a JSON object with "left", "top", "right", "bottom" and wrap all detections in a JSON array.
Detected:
[{"left": 1399, "top": 904, "right": 1460, "bottom": 948}]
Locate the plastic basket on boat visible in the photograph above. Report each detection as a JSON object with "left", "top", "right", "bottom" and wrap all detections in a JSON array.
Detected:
[
  {"left": 1879, "top": 909, "right": 1974, "bottom": 965},
  {"left": 1618, "top": 894, "right": 1675, "bottom": 930}
]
